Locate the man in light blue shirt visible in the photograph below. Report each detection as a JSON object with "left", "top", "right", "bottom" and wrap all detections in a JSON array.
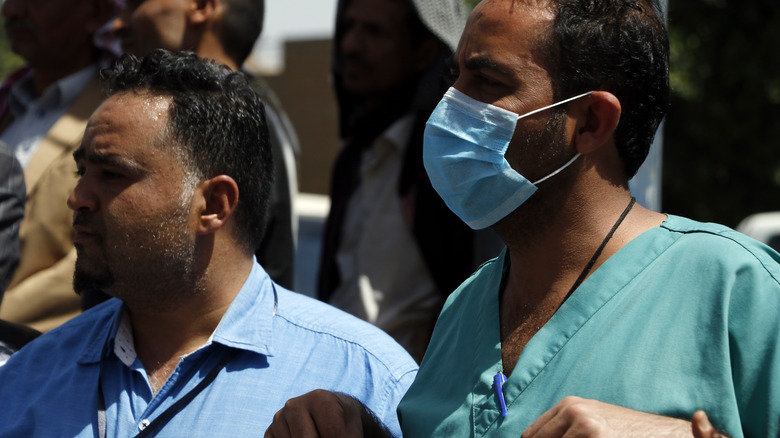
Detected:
[{"left": 0, "top": 49, "right": 417, "bottom": 437}]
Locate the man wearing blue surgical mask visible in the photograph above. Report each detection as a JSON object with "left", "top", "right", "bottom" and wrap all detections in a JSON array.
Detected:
[{"left": 266, "top": 0, "right": 780, "bottom": 436}]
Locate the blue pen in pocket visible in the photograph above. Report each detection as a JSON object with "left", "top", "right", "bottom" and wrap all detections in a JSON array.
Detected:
[{"left": 493, "top": 371, "right": 508, "bottom": 417}]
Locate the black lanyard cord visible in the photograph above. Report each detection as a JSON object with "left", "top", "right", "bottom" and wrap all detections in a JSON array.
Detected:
[
  {"left": 499, "top": 197, "right": 637, "bottom": 304},
  {"left": 562, "top": 196, "right": 636, "bottom": 302},
  {"left": 97, "top": 348, "right": 239, "bottom": 438},
  {"left": 96, "top": 284, "right": 278, "bottom": 438}
]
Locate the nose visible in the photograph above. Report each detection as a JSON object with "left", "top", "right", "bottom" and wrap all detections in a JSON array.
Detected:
[{"left": 67, "top": 176, "right": 98, "bottom": 213}]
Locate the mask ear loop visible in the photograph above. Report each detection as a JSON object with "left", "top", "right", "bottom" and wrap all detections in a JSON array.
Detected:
[
  {"left": 532, "top": 153, "right": 581, "bottom": 185},
  {"left": 516, "top": 90, "right": 595, "bottom": 121},
  {"left": 522, "top": 91, "right": 594, "bottom": 186}
]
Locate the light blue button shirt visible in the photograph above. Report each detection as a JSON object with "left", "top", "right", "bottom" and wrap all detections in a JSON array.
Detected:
[{"left": 0, "top": 261, "right": 417, "bottom": 437}]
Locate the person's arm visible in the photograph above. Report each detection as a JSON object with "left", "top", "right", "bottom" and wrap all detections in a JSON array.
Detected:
[
  {"left": 0, "top": 146, "right": 25, "bottom": 297},
  {"left": 522, "top": 397, "right": 729, "bottom": 438},
  {"left": 264, "top": 390, "right": 394, "bottom": 438},
  {"left": 0, "top": 249, "right": 81, "bottom": 331}
]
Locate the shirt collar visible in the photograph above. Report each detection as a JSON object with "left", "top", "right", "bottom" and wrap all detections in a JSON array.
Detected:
[
  {"left": 77, "top": 259, "right": 277, "bottom": 365},
  {"left": 210, "top": 260, "right": 276, "bottom": 357},
  {"left": 78, "top": 300, "right": 125, "bottom": 366},
  {"left": 8, "top": 64, "right": 98, "bottom": 118},
  {"left": 379, "top": 113, "right": 415, "bottom": 152}
]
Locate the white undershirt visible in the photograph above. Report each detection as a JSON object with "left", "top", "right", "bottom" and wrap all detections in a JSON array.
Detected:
[{"left": 329, "top": 115, "right": 441, "bottom": 355}]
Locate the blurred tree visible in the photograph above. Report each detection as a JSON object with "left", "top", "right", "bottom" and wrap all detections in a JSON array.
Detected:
[
  {"left": 664, "top": 0, "right": 780, "bottom": 227},
  {"left": 0, "top": 21, "right": 25, "bottom": 79}
]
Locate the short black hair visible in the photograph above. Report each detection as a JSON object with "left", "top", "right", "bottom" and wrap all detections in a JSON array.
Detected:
[
  {"left": 338, "top": 0, "right": 436, "bottom": 47},
  {"left": 218, "top": 0, "right": 265, "bottom": 65},
  {"left": 398, "top": 0, "right": 436, "bottom": 45},
  {"left": 536, "top": 0, "right": 670, "bottom": 179},
  {"left": 101, "top": 49, "right": 273, "bottom": 253}
]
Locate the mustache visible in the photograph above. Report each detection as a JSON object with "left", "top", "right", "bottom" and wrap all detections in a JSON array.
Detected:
[{"left": 73, "top": 213, "right": 99, "bottom": 231}]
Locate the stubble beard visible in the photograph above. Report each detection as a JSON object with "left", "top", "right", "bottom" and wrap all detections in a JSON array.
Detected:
[
  {"left": 498, "top": 110, "right": 577, "bottom": 244},
  {"left": 73, "top": 245, "right": 115, "bottom": 296},
  {"left": 74, "top": 186, "right": 203, "bottom": 310}
]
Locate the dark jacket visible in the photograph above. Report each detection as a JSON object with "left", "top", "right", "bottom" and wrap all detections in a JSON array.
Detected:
[{"left": 318, "top": 0, "right": 476, "bottom": 303}]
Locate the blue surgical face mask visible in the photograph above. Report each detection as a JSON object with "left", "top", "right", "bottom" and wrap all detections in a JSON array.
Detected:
[{"left": 423, "top": 87, "right": 594, "bottom": 230}]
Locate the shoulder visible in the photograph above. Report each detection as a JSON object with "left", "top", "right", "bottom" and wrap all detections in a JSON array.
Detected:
[
  {"left": 648, "top": 215, "right": 780, "bottom": 328},
  {"left": 273, "top": 287, "right": 417, "bottom": 377},
  {"left": 660, "top": 215, "right": 780, "bottom": 282},
  {"left": 1, "top": 298, "right": 119, "bottom": 372},
  {"left": 0, "top": 299, "right": 115, "bottom": 433}
]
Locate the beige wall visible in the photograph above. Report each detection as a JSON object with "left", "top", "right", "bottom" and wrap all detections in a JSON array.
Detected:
[{"left": 262, "top": 38, "right": 341, "bottom": 196}]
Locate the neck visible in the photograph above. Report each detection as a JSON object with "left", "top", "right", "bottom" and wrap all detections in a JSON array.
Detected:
[
  {"left": 496, "top": 182, "right": 664, "bottom": 376},
  {"left": 502, "top": 188, "right": 662, "bottom": 299},
  {"left": 126, "top": 249, "right": 253, "bottom": 392},
  {"left": 196, "top": 35, "right": 240, "bottom": 71}
]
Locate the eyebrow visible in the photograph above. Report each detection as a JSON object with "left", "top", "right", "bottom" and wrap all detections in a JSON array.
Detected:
[
  {"left": 463, "top": 55, "right": 514, "bottom": 77},
  {"left": 72, "top": 148, "right": 143, "bottom": 173}
]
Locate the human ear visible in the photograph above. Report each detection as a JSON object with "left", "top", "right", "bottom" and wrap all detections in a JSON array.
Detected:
[
  {"left": 572, "top": 91, "right": 621, "bottom": 155},
  {"left": 196, "top": 175, "right": 239, "bottom": 235},
  {"left": 189, "top": 0, "right": 219, "bottom": 24}
]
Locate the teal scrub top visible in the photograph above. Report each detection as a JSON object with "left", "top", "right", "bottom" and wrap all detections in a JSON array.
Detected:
[{"left": 398, "top": 215, "right": 780, "bottom": 438}]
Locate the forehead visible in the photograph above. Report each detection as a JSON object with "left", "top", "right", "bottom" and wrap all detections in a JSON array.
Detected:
[
  {"left": 455, "top": 0, "right": 555, "bottom": 90},
  {"left": 79, "top": 92, "right": 174, "bottom": 165},
  {"left": 343, "top": 0, "right": 411, "bottom": 28},
  {"left": 459, "top": 0, "right": 554, "bottom": 60}
]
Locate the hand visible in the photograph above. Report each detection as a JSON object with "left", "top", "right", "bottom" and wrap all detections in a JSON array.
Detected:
[
  {"left": 522, "top": 396, "right": 695, "bottom": 437},
  {"left": 264, "top": 390, "right": 392, "bottom": 438},
  {"left": 692, "top": 411, "right": 729, "bottom": 438}
]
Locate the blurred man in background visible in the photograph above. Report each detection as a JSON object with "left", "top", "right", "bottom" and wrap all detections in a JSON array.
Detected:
[
  {"left": 318, "top": 0, "right": 497, "bottom": 362},
  {"left": 0, "top": 140, "right": 39, "bottom": 367},
  {"left": 0, "top": 0, "right": 113, "bottom": 331}
]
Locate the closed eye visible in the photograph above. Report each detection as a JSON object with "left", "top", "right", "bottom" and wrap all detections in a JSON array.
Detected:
[{"left": 102, "top": 169, "right": 125, "bottom": 180}]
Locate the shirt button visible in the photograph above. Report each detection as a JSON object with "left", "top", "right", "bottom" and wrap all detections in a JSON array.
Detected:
[{"left": 139, "top": 419, "right": 150, "bottom": 431}]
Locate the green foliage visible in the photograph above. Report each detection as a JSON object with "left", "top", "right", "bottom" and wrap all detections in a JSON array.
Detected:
[
  {"left": 0, "top": 21, "right": 25, "bottom": 79},
  {"left": 664, "top": 0, "right": 780, "bottom": 226}
]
